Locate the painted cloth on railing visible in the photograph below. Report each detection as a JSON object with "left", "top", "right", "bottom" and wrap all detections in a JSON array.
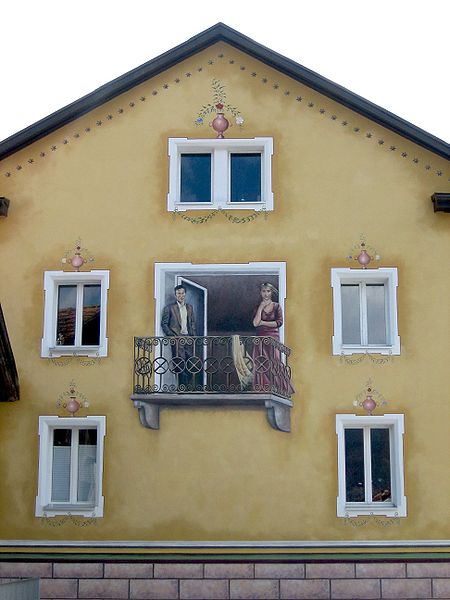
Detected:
[{"left": 232, "top": 335, "right": 253, "bottom": 389}]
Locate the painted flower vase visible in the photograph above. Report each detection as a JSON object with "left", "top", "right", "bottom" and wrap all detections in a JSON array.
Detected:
[{"left": 212, "top": 113, "right": 229, "bottom": 138}]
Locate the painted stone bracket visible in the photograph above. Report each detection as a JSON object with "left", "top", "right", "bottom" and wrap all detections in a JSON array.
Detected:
[{"left": 131, "top": 393, "right": 293, "bottom": 432}]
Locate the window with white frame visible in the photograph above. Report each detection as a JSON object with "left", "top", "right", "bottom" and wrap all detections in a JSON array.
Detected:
[
  {"left": 167, "top": 137, "right": 273, "bottom": 211},
  {"left": 336, "top": 414, "right": 406, "bottom": 517},
  {"left": 331, "top": 268, "right": 400, "bottom": 355},
  {"left": 35, "top": 416, "right": 106, "bottom": 517},
  {"left": 41, "top": 270, "right": 109, "bottom": 357}
]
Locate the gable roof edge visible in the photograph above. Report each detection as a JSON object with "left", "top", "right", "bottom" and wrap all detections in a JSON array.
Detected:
[{"left": 0, "top": 23, "right": 449, "bottom": 161}]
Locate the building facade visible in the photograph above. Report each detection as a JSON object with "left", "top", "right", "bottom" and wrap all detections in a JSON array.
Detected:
[{"left": 0, "top": 23, "right": 449, "bottom": 600}]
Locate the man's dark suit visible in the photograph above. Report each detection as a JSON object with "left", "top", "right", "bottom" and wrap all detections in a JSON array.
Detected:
[
  {"left": 161, "top": 302, "right": 197, "bottom": 388},
  {"left": 161, "top": 303, "right": 196, "bottom": 337}
]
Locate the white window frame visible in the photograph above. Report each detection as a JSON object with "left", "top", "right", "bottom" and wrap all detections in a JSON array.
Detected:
[
  {"left": 35, "top": 415, "right": 106, "bottom": 518},
  {"left": 336, "top": 413, "right": 406, "bottom": 518},
  {"left": 41, "top": 270, "right": 109, "bottom": 358},
  {"left": 331, "top": 268, "right": 400, "bottom": 355},
  {"left": 167, "top": 137, "right": 274, "bottom": 211},
  {"left": 154, "top": 262, "right": 286, "bottom": 341}
]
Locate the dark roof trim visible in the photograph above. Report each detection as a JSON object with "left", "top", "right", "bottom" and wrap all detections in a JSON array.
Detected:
[
  {"left": 1, "top": 23, "right": 449, "bottom": 161},
  {"left": 431, "top": 193, "right": 450, "bottom": 213},
  {"left": 0, "top": 304, "right": 20, "bottom": 402}
]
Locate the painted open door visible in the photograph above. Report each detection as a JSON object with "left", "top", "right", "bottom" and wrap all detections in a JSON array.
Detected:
[
  {"left": 177, "top": 276, "right": 208, "bottom": 387},
  {"left": 176, "top": 276, "right": 207, "bottom": 337}
]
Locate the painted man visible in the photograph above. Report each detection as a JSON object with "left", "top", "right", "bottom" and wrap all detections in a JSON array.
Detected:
[{"left": 161, "top": 284, "right": 197, "bottom": 388}]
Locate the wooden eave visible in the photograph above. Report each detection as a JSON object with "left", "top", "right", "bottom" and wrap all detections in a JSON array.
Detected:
[
  {"left": 0, "top": 304, "right": 20, "bottom": 402},
  {"left": 0, "top": 23, "right": 449, "bottom": 161}
]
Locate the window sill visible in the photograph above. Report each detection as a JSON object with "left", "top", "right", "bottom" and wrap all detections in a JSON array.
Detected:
[
  {"left": 44, "top": 344, "right": 107, "bottom": 358},
  {"left": 336, "top": 344, "right": 399, "bottom": 356},
  {"left": 171, "top": 203, "right": 270, "bottom": 212},
  {"left": 38, "top": 503, "right": 102, "bottom": 518},
  {"left": 339, "top": 502, "right": 406, "bottom": 518}
]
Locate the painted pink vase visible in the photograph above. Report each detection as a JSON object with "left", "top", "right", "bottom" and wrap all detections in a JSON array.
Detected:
[
  {"left": 357, "top": 249, "right": 371, "bottom": 268},
  {"left": 212, "top": 113, "right": 229, "bottom": 138}
]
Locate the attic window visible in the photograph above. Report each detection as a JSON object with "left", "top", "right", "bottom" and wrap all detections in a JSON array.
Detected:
[{"left": 167, "top": 138, "right": 273, "bottom": 211}]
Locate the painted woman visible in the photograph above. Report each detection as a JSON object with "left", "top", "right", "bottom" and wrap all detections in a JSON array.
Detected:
[{"left": 252, "top": 283, "right": 294, "bottom": 396}]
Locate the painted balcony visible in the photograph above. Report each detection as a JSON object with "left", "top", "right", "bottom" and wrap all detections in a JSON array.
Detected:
[{"left": 131, "top": 335, "right": 294, "bottom": 432}]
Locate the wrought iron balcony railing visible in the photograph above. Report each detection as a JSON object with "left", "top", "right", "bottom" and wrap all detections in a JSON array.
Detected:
[
  {"left": 131, "top": 335, "right": 294, "bottom": 433},
  {"left": 133, "top": 335, "right": 293, "bottom": 399}
]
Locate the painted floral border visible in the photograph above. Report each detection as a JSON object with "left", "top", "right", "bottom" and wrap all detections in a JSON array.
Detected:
[{"left": 2, "top": 51, "right": 449, "bottom": 182}]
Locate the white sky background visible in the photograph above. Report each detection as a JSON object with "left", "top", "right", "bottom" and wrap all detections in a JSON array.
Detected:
[{"left": 1, "top": 0, "right": 449, "bottom": 145}]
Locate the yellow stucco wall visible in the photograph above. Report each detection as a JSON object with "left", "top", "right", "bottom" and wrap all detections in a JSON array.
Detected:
[{"left": 0, "top": 43, "right": 449, "bottom": 550}]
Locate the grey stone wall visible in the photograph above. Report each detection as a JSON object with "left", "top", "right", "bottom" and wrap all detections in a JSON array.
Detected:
[{"left": 0, "top": 560, "right": 449, "bottom": 599}]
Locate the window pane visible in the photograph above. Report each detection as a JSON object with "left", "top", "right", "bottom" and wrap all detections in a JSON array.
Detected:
[
  {"left": 230, "top": 153, "right": 261, "bottom": 202},
  {"left": 180, "top": 154, "right": 211, "bottom": 202},
  {"left": 367, "top": 284, "right": 387, "bottom": 344},
  {"left": 77, "top": 429, "right": 97, "bottom": 502},
  {"left": 371, "top": 428, "right": 392, "bottom": 502},
  {"left": 51, "top": 429, "right": 72, "bottom": 502},
  {"left": 344, "top": 428, "right": 365, "bottom": 502},
  {"left": 82, "top": 285, "right": 101, "bottom": 345},
  {"left": 341, "top": 285, "right": 361, "bottom": 344},
  {"left": 56, "top": 285, "right": 77, "bottom": 345},
  {"left": 345, "top": 429, "right": 365, "bottom": 502}
]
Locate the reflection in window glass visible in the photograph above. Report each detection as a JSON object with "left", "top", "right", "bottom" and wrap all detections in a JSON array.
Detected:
[
  {"left": 77, "top": 429, "right": 97, "bottom": 502},
  {"left": 180, "top": 154, "right": 211, "bottom": 202},
  {"left": 82, "top": 285, "right": 101, "bottom": 345},
  {"left": 341, "top": 285, "right": 361, "bottom": 344},
  {"left": 57, "top": 285, "right": 77, "bottom": 345},
  {"left": 367, "top": 284, "right": 387, "bottom": 345},
  {"left": 52, "top": 429, "right": 72, "bottom": 502},
  {"left": 344, "top": 428, "right": 365, "bottom": 502},
  {"left": 230, "top": 153, "right": 261, "bottom": 202},
  {"left": 371, "top": 428, "right": 392, "bottom": 502}
]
